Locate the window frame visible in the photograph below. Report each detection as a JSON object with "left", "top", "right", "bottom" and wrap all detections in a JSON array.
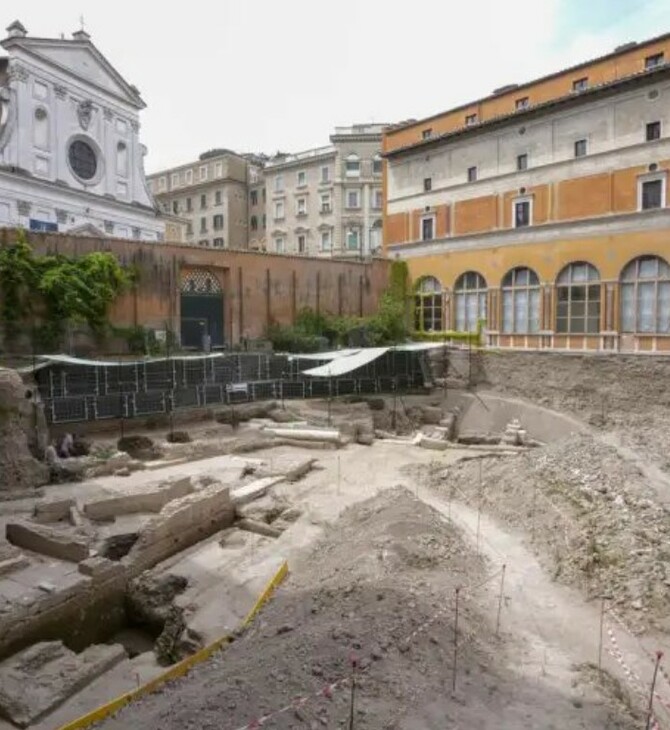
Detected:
[
  {"left": 467, "top": 166, "right": 478, "bottom": 183},
  {"left": 423, "top": 177, "right": 432, "bottom": 192},
  {"left": 645, "top": 52, "right": 665, "bottom": 70},
  {"left": 515, "top": 97, "right": 529, "bottom": 111},
  {"left": 199, "top": 165, "right": 208, "bottom": 181},
  {"left": 620, "top": 255, "right": 670, "bottom": 334},
  {"left": 345, "top": 226, "right": 361, "bottom": 250},
  {"left": 297, "top": 170, "right": 307, "bottom": 187},
  {"left": 213, "top": 213, "right": 224, "bottom": 231},
  {"left": 213, "top": 237, "right": 225, "bottom": 249},
  {"left": 574, "top": 139, "right": 588, "bottom": 158},
  {"left": 638, "top": 172, "right": 666, "bottom": 211},
  {"left": 320, "top": 166, "right": 330, "bottom": 183},
  {"left": 421, "top": 214, "right": 436, "bottom": 241},
  {"left": 555, "top": 262, "right": 601, "bottom": 335},
  {"left": 465, "top": 113, "right": 478, "bottom": 126},
  {"left": 501, "top": 267, "right": 541, "bottom": 334},
  {"left": 572, "top": 77, "right": 588, "bottom": 92},
  {"left": 345, "top": 154, "right": 361, "bottom": 178},
  {"left": 297, "top": 234, "right": 307, "bottom": 253},
  {"left": 646, "top": 121, "right": 662, "bottom": 142},
  {"left": 320, "top": 192, "right": 331, "bottom": 213},
  {"left": 372, "top": 155, "right": 383, "bottom": 175},
  {"left": 274, "top": 236, "right": 285, "bottom": 253},
  {"left": 513, "top": 196, "right": 533, "bottom": 228},
  {"left": 320, "top": 229, "right": 332, "bottom": 250},
  {"left": 414, "top": 276, "right": 443, "bottom": 333},
  {"left": 296, "top": 197, "right": 307, "bottom": 216},
  {"left": 516, "top": 153, "right": 528, "bottom": 171},
  {"left": 454, "top": 271, "right": 487, "bottom": 333},
  {"left": 346, "top": 188, "right": 361, "bottom": 210},
  {"left": 274, "top": 200, "right": 285, "bottom": 220}
]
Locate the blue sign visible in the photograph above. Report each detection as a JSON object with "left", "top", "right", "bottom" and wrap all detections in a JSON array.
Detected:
[{"left": 29, "top": 219, "right": 58, "bottom": 232}]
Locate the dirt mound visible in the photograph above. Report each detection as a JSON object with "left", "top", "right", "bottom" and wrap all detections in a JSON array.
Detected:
[
  {"left": 99, "top": 488, "right": 636, "bottom": 730},
  {"left": 0, "top": 368, "right": 49, "bottom": 490},
  {"left": 428, "top": 433, "right": 670, "bottom": 633},
  {"left": 117, "top": 435, "right": 162, "bottom": 461}
]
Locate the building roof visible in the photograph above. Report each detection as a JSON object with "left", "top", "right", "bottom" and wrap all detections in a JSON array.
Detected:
[
  {"left": 386, "top": 32, "right": 670, "bottom": 138},
  {"left": 384, "top": 63, "right": 670, "bottom": 159},
  {"left": 1, "top": 24, "right": 145, "bottom": 109}
]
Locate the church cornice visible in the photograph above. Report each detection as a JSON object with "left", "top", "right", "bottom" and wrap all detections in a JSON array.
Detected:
[{"left": 0, "top": 166, "right": 158, "bottom": 217}]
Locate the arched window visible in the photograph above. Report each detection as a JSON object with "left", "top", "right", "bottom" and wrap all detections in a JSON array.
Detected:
[
  {"left": 454, "top": 272, "right": 487, "bottom": 332},
  {"left": 345, "top": 153, "right": 360, "bottom": 177},
  {"left": 620, "top": 255, "right": 670, "bottom": 333},
  {"left": 250, "top": 215, "right": 258, "bottom": 231},
  {"left": 414, "top": 276, "right": 443, "bottom": 332},
  {"left": 501, "top": 267, "right": 540, "bottom": 334},
  {"left": 556, "top": 262, "right": 600, "bottom": 334}
]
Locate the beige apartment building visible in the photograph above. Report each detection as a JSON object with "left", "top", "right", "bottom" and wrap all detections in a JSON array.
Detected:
[
  {"left": 148, "top": 149, "right": 264, "bottom": 250},
  {"left": 263, "top": 124, "right": 386, "bottom": 257}
]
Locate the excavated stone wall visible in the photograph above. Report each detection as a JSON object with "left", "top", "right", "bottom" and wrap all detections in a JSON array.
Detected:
[{"left": 0, "top": 368, "right": 48, "bottom": 490}]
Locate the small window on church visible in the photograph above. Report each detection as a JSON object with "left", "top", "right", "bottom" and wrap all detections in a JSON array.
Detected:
[
  {"left": 68, "top": 139, "right": 97, "bottom": 181},
  {"left": 116, "top": 141, "right": 128, "bottom": 178}
]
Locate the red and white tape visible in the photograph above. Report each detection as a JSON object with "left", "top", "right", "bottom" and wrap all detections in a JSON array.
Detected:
[{"left": 232, "top": 567, "right": 502, "bottom": 729}]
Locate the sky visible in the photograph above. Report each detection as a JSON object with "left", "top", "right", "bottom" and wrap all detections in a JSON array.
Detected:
[{"left": 4, "top": 0, "right": 668, "bottom": 172}]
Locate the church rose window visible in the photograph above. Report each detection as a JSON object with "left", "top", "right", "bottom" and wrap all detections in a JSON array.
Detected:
[{"left": 68, "top": 139, "right": 97, "bottom": 180}]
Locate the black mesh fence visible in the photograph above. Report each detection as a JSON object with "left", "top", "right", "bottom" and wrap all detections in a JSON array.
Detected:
[{"left": 33, "top": 350, "right": 426, "bottom": 425}]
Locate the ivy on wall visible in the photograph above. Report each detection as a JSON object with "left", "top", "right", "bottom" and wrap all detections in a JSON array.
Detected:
[{"left": 0, "top": 230, "right": 133, "bottom": 349}]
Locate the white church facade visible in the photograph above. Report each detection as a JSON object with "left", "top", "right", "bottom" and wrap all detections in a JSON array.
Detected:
[{"left": 0, "top": 20, "right": 163, "bottom": 240}]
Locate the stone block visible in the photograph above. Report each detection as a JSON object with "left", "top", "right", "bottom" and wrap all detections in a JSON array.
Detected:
[
  {"left": 418, "top": 435, "right": 449, "bottom": 451},
  {"left": 78, "top": 557, "right": 125, "bottom": 580},
  {"left": 127, "top": 482, "right": 235, "bottom": 571},
  {"left": 6, "top": 522, "right": 89, "bottom": 563},
  {"left": 420, "top": 406, "right": 444, "bottom": 425},
  {"left": 83, "top": 477, "right": 193, "bottom": 521},
  {"left": 231, "top": 477, "right": 285, "bottom": 506},
  {"left": 0, "top": 640, "right": 126, "bottom": 727},
  {"left": 32, "top": 498, "right": 76, "bottom": 524},
  {"left": 237, "top": 518, "right": 283, "bottom": 538},
  {"left": 0, "top": 556, "right": 29, "bottom": 577}
]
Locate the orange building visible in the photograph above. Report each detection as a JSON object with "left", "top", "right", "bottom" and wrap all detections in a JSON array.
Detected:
[{"left": 383, "top": 33, "right": 670, "bottom": 352}]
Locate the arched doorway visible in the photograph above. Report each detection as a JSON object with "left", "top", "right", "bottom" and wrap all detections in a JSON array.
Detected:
[{"left": 180, "top": 270, "right": 224, "bottom": 349}]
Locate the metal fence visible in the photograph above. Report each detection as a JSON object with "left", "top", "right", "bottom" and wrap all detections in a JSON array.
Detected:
[{"left": 32, "top": 351, "right": 425, "bottom": 425}]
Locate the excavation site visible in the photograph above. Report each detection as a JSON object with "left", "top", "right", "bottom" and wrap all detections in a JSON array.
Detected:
[{"left": 1, "top": 346, "right": 669, "bottom": 729}]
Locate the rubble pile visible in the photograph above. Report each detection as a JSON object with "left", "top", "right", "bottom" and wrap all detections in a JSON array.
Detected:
[{"left": 430, "top": 433, "right": 670, "bottom": 632}]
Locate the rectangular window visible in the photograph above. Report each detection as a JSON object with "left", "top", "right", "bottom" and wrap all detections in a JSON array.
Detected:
[
  {"left": 373, "top": 157, "right": 383, "bottom": 174},
  {"left": 515, "top": 97, "right": 529, "bottom": 111},
  {"left": 372, "top": 189, "right": 383, "bottom": 209},
  {"left": 517, "top": 153, "right": 528, "bottom": 171},
  {"left": 321, "top": 166, "right": 330, "bottom": 183},
  {"left": 213, "top": 237, "right": 224, "bottom": 248},
  {"left": 250, "top": 190, "right": 258, "bottom": 206},
  {"left": 275, "top": 175, "right": 284, "bottom": 192},
  {"left": 641, "top": 179, "right": 663, "bottom": 209},
  {"left": 345, "top": 157, "right": 360, "bottom": 177},
  {"left": 200, "top": 194, "right": 207, "bottom": 209},
  {"left": 213, "top": 214, "right": 224, "bottom": 230},
  {"left": 421, "top": 216, "right": 434, "bottom": 241},
  {"left": 514, "top": 199, "right": 531, "bottom": 227},
  {"left": 199, "top": 165, "right": 208, "bottom": 181},
  {"left": 215, "top": 190, "right": 222, "bottom": 205},
  {"left": 215, "top": 162, "right": 223, "bottom": 178},
  {"left": 185, "top": 197, "right": 192, "bottom": 212},
  {"left": 465, "top": 113, "right": 478, "bottom": 126},
  {"left": 320, "top": 193, "right": 331, "bottom": 213},
  {"left": 186, "top": 222, "right": 193, "bottom": 236},
  {"left": 646, "top": 52, "right": 665, "bottom": 70},
  {"left": 422, "top": 128, "right": 433, "bottom": 139},
  {"left": 346, "top": 189, "right": 360, "bottom": 209},
  {"left": 158, "top": 177, "right": 166, "bottom": 191},
  {"left": 172, "top": 200, "right": 179, "bottom": 214},
  {"left": 200, "top": 217, "right": 207, "bottom": 233},
  {"left": 198, "top": 239, "right": 209, "bottom": 247},
  {"left": 321, "top": 230, "right": 332, "bottom": 250},
  {"left": 423, "top": 177, "right": 432, "bottom": 192},
  {"left": 185, "top": 170, "right": 193, "bottom": 185},
  {"left": 297, "top": 197, "right": 307, "bottom": 216},
  {"left": 171, "top": 173, "right": 179, "bottom": 188},
  {"left": 297, "top": 170, "right": 307, "bottom": 187},
  {"left": 647, "top": 121, "right": 662, "bottom": 141},
  {"left": 262, "top": 214, "right": 266, "bottom": 229},
  {"left": 297, "top": 234, "right": 306, "bottom": 253},
  {"left": 346, "top": 227, "right": 360, "bottom": 250},
  {"left": 275, "top": 236, "right": 285, "bottom": 253},
  {"left": 467, "top": 166, "right": 477, "bottom": 183},
  {"left": 574, "top": 139, "right": 588, "bottom": 157},
  {"left": 274, "top": 201, "right": 285, "bottom": 219},
  {"left": 262, "top": 188, "right": 267, "bottom": 202},
  {"left": 573, "top": 77, "right": 588, "bottom": 92}
]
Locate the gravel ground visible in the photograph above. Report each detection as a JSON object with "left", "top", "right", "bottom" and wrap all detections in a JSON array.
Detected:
[
  {"left": 98, "top": 488, "right": 639, "bottom": 730},
  {"left": 424, "top": 433, "right": 670, "bottom": 634}
]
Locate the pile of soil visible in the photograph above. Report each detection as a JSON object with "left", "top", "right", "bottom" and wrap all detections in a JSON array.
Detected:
[
  {"left": 99, "top": 488, "right": 636, "bottom": 729},
  {"left": 427, "top": 433, "right": 670, "bottom": 634}
]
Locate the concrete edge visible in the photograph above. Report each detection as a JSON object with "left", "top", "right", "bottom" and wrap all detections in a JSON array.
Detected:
[{"left": 55, "top": 560, "right": 290, "bottom": 730}]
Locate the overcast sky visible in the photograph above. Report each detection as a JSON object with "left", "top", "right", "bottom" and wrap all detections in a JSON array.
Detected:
[{"left": 6, "top": 0, "right": 668, "bottom": 172}]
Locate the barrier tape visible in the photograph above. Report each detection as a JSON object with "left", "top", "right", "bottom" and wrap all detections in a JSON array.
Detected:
[{"left": 232, "top": 566, "right": 503, "bottom": 729}]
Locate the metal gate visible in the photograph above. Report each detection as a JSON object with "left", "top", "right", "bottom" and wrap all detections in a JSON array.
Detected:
[{"left": 180, "top": 270, "right": 224, "bottom": 349}]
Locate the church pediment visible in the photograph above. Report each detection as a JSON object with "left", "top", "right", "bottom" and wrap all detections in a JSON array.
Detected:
[{"left": 5, "top": 37, "right": 144, "bottom": 108}]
